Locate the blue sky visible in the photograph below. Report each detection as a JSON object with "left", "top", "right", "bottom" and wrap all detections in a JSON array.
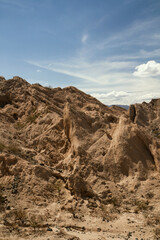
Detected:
[{"left": 0, "top": 0, "right": 160, "bottom": 104}]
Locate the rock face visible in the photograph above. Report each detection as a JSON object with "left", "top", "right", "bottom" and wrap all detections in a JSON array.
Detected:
[{"left": 0, "top": 77, "right": 160, "bottom": 239}]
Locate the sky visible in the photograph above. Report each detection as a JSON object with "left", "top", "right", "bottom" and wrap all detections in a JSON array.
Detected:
[{"left": 0, "top": 0, "right": 160, "bottom": 105}]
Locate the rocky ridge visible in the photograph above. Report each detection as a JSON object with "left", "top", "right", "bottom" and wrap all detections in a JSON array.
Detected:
[{"left": 0, "top": 76, "right": 160, "bottom": 239}]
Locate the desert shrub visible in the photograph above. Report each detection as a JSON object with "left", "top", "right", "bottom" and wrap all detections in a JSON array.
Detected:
[
  {"left": 0, "top": 193, "right": 5, "bottom": 204},
  {"left": 26, "top": 113, "right": 40, "bottom": 124},
  {"left": 54, "top": 180, "right": 63, "bottom": 194},
  {"left": 0, "top": 184, "right": 4, "bottom": 191},
  {"left": 29, "top": 215, "right": 44, "bottom": 231},
  {"left": 146, "top": 192, "right": 154, "bottom": 199},
  {"left": 14, "top": 121, "right": 25, "bottom": 129},
  {"left": 107, "top": 114, "right": 117, "bottom": 123},
  {"left": 154, "top": 227, "right": 160, "bottom": 239},
  {"left": 134, "top": 200, "right": 149, "bottom": 213},
  {"left": 45, "top": 183, "right": 56, "bottom": 193},
  {"left": 99, "top": 204, "right": 117, "bottom": 221},
  {"left": 104, "top": 196, "right": 121, "bottom": 207},
  {"left": 152, "top": 127, "right": 160, "bottom": 138},
  {"left": 0, "top": 142, "right": 6, "bottom": 151},
  {"left": 110, "top": 197, "right": 121, "bottom": 207},
  {"left": 4, "top": 208, "right": 27, "bottom": 227},
  {"left": 0, "top": 192, "right": 5, "bottom": 211},
  {"left": 146, "top": 214, "right": 160, "bottom": 226},
  {"left": 44, "top": 180, "right": 63, "bottom": 200},
  {"left": 14, "top": 208, "right": 27, "bottom": 224},
  {"left": 30, "top": 216, "right": 39, "bottom": 231},
  {"left": 7, "top": 144, "right": 20, "bottom": 154},
  {"left": 0, "top": 185, "right": 5, "bottom": 209}
]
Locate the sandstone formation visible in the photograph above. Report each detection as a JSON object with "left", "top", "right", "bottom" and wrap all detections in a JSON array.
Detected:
[{"left": 0, "top": 76, "right": 160, "bottom": 239}]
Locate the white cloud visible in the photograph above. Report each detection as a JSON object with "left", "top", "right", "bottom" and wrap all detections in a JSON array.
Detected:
[
  {"left": 105, "top": 91, "right": 128, "bottom": 97},
  {"left": 90, "top": 90, "right": 160, "bottom": 105},
  {"left": 81, "top": 34, "right": 88, "bottom": 44},
  {"left": 133, "top": 60, "right": 160, "bottom": 77},
  {"left": 91, "top": 91, "right": 131, "bottom": 105},
  {"left": 36, "top": 69, "right": 41, "bottom": 73}
]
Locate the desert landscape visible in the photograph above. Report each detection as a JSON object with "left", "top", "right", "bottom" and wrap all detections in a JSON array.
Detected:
[{"left": 0, "top": 76, "right": 159, "bottom": 239}]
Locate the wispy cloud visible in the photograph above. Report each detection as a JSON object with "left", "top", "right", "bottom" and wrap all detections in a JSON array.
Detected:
[
  {"left": 26, "top": 14, "right": 160, "bottom": 105},
  {"left": 81, "top": 34, "right": 88, "bottom": 44},
  {"left": 27, "top": 59, "right": 135, "bottom": 85},
  {"left": 36, "top": 69, "right": 42, "bottom": 73},
  {"left": 96, "top": 17, "right": 160, "bottom": 50},
  {"left": 27, "top": 56, "right": 160, "bottom": 105}
]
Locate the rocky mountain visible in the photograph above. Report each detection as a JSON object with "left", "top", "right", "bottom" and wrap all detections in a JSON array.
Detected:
[{"left": 0, "top": 76, "right": 160, "bottom": 240}]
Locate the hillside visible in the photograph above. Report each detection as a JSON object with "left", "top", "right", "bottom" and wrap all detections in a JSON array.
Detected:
[{"left": 0, "top": 76, "right": 160, "bottom": 240}]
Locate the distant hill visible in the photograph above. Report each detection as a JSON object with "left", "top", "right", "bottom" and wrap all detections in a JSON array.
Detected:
[
  {"left": 117, "top": 104, "right": 129, "bottom": 110},
  {"left": 108, "top": 104, "right": 129, "bottom": 110}
]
